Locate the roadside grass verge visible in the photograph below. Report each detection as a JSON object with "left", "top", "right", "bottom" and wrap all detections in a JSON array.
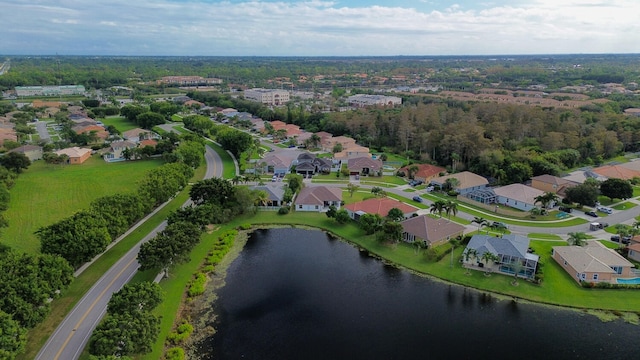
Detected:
[
  {"left": 20, "top": 189, "right": 193, "bottom": 360},
  {"left": 613, "top": 202, "right": 637, "bottom": 211},
  {"left": 2, "top": 156, "right": 164, "bottom": 254},
  {"left": 527, "top": 233, "right": 563, "bottom": 241},
  {"left": 206, "top": 141, "right": 236, "bottom": 179}
]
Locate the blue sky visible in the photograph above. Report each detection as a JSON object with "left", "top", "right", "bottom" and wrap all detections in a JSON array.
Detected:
[{"left": 1, "top": 0, "right": 638, "bottom": 56}]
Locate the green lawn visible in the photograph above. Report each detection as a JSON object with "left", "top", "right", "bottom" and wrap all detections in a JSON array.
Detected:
[
  {"left": 171, "top": 114, "right": 183, "bottom": 122},
  {"left": 527, "top": 233, "right": 563, "bottom": 241},
  {"left": 613, "top": 202, "right": 637, "bottom": 211},
  {"left": 1, "top": 156, "right": 164, "bottom": 253},
  {"left": 100, "top": 116, "right": 139, "bottom": 132}
]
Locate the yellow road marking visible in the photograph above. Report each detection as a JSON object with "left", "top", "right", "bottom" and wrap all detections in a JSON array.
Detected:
[{"left": 53, "top": 257, "right": 137, "bottom": 360}]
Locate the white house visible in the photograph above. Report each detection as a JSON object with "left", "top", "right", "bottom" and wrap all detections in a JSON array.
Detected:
[{"left": 294, "top": 186, "right": 342, "bottom": 212}]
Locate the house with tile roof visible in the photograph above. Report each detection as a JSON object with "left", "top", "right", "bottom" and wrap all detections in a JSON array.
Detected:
[
  {"left": 8, "top": 145, "right": 43, "bottom": 161},
  {"left": 122, "top": 128, "right": 157, "bottom": 143},
  {"left": 294, "top": 186, "right": 343, "bottom": 212},
  {"left": 628, "top": 242, "right": 640, "bottom": 263},
  {"left": 552, "top": 241, "right": 635, "bottom": 284},
  {"left": 401, "top": 215, "right": 466, "bottom": 248},
  {"left": 430, "top": 171, "right": 488, "bottom": 195},
  {"left": 260, "top": 151, "right": 298, "bottom": 175},
  {"left": 344, "top": 197, "right": 418, "bottom": 220},
  {"left": 400, "top": 163, "right": 446, "bottom": 183},
  {"left": 55, "top": 147, "right": 92, "bottom": 164},
  {"left": 463, "top": 234, "right": 539, "bottom": 279},
  {"left": 531, "top": 174, "right": 578, "bottom": 198},
  {"left": 103, "top": 140, "right": 137, "bottom": 162},
  {"left": 590, "top": 165, "right": 640, "bottom": 181},
  {"left": 347, "top": 156, "right": 383, "bottom": 176},
  {"left": 493, "top": 183, "right": 547, "bottom": 212}
]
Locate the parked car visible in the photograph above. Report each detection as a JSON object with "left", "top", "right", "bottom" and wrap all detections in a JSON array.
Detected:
[
  {"left": 558, "top": 206, "right": 573, "bottom": 213},
  {"left": 596, "top": 206, "right": 613, "bottom": 214},
  {"left": 611, "top": 235, "right": 631, "bottom": 244},
  {"left": 491, "top": 221, "right": 508, "bottom": 229},
  {"left": 585, "top": 211, "right": 598, "bottom": 217},
  {"left": 412, "top": 196, "right": 423, "bottom": 203}
]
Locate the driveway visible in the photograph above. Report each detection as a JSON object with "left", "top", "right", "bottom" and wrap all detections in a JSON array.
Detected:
[{"left": 33, "top": 121, "right": 51, "bottom": 142}]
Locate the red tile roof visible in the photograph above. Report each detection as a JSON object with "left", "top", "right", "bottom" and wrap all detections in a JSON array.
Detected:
[{"left": 344, "top": 197, "right": 418, "bottom": 217}]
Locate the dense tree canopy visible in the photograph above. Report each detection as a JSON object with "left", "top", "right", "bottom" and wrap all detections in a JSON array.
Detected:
[
  {"left": 37, "top": 210, "right": 111, "bottom": 269},
  {"left": 599, "top": 178, "right": 633, "bottom": 201},
  {"left": 91, "top": 193, "right": 149, "bottom": 239},
  {"left": 138, "top": 163, "right": 193, "bottom": 206}
]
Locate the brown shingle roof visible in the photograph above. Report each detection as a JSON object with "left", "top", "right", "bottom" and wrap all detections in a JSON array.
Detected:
[
  {"left": 401, "top": 215, "right": 466, "bottom": 246},
  {"left": 295, "top": 186, "right": 342, "bottom": 206}
]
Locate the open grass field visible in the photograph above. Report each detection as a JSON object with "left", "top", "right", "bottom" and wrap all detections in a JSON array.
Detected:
[
  {"left": 100, "top": 116, "right": 139, "bottom": 132},
  {"left": 1, "top": 156, "right": 164, "bottom": 254}
]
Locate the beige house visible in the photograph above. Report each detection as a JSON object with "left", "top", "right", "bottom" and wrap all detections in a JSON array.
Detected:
[
  {"left": 55, "top": 147, "right": 92, "bottom": 164},
  {"left": 294, "top": 186, "right": 343, "bottom": 212},
  {"left": 430, "top": 171, "right": 488, "bottom": 195},
  {"left": 628, "top": 243, "right": 640, "bottom": 263},
  {"left": 552, "top": 241, "right": 635, "bottom": 284},
  {"left": 493, "top": 184, "right": 546, "bottom": 212},
  {"left": 530, "top": 174, "right": 578, "bottom": 197},
  {"left": 401, "top": 215, "right": 466, "bottom": 248}
]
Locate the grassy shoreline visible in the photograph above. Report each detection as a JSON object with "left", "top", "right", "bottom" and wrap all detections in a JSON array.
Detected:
[{"left": 140, "top": 211, "right": 640, "bottom": 358}]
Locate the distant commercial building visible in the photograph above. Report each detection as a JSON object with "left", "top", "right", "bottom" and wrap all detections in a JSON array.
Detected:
[
  {"left": 347, "top": 94, "right": 402, "bottom": 107},
  {"left": 244, "top": 88, "right": 290, "bottom": 106},
  {"left": 159, "top": 76, "right": 222, "bottom": 85},
  {"left": 15, "top": 85, "right": 86, "bottom": 97}
]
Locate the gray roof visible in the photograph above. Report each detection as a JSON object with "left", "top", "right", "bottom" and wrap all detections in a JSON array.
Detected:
[
  {"left": 250, "top": 184, "right": 286, "bottom": 201},
  {"left": 466, "top": 234, "right": 530, "bottom": 259}
]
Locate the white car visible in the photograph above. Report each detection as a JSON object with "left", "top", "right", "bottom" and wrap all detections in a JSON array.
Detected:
[{"left": 596, "top": 206, "right": 613, "bottom": 214}]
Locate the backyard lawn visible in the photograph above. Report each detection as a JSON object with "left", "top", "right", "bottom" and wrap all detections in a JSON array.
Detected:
[
  {"left": 1, "top": 156, "right": 164, "bottom": 254},
  {"left": 100, "top": 116, "right": 139, "bottom": 132}
]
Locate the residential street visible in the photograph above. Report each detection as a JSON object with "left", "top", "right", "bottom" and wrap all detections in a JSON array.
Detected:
[{"left": 35, "top": 145, "right": 222, "bottom": 360}]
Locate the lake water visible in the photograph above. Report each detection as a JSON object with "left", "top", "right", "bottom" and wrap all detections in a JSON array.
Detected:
[{"left": 195, "top": 228, "right": 640, "bottom": 360}]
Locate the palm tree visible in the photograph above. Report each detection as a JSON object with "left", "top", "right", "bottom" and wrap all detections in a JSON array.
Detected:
[
  {"left": 534, "top": 192, "right": 560, "bottom": 210},
  {"left": 231, "top": 175, "right": 243, "bottom": 185},
  {"left": 445, "top": 200, "right": 458, "bottom": 219},
  {"left": 511, "top": 260, "right": 525, "bottom": 286},
  {"left": 254, "top": 190, "right": 269, "bottom": 208},
  {"left": 444, "top": 177, "right": 460, "bottom": 192},
  {"left": 472, "top": 217, "right": 488, "bottom": 233},
  {"left": 567, "top": 232, "right": 588, "bottom": 246},
  {"left": 481, "top": 252, "right": 498, "bottom": 276},
  {"left": 463, "top": 248, "right": 477, "bottom": 275},
  {"left": 429, "top": 200, "right": 446, "bottom": 218},
  {"left": 407, "top": 165, "right": 419, "bottom": 180}
]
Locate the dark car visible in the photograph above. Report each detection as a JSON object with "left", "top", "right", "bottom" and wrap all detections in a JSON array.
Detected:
[
  {"left": 585, "top": 211, "right": 598, "bottom": 217},
  {"left": 558, "top": 206, "right": 573, "bottom": 213},
  {"left": 412, "top": 196, "right": 423, "bottom": 203}
]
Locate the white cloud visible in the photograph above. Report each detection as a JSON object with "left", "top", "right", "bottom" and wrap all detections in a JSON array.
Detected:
[{"left": 1, "top": 0, "right": 639, "bottom": 55}]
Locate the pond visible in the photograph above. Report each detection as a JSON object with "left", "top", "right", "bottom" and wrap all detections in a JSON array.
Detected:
[{"left": 195, "top": 228, "right": 640, "bottom": 360}]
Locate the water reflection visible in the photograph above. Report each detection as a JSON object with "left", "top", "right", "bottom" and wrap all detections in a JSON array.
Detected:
[{"left": 197, "top": 228, "right": 640, "bottom": 360}]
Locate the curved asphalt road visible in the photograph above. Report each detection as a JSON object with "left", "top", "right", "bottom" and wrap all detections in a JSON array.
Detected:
[{"left": 35, "top": 145, "right": 222, "bottom": 360}]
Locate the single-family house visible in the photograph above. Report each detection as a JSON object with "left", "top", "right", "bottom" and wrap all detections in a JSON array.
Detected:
[
  {"left": 493, "top": 184, "right": 547, "bottom": 212},
  {"left": 347, "top": 156, "right": 383, "bottom": 176},
  {"left": 294, "top": 186, "right": 343, "bottom": 212},
  {"left": 56, "top": 147, "right": 92, "bottom": 164},
  {"left": 0, "top": 128, "right": 18, "bottom": 145},
  {"left": 72, "top": 124, "right": 109, "bottom": 141},
  {"left": 530, "top": 174, "right": 578, "bottom": 198},
  {"left": 463, "top": 234, "right": 539, "bottom": 279},
  {"left": 251, "top": 184, "right": 287, "bottom": 210},
  {"left": 590, "top": 165, "right": 640, "bottom": 181},
  {"left": 401, "top": 215, "right": 466, "bottom": 248},
  {"left": 334, "top": 145, "right": 371, "bottom": 161},
  {"left": 322, "top": 135, "right": 357, "bottom": 153},
  {"left": 628, "top": 242, "right": 640, "bottom": 263},
  {"left": 430, "top": 171, "right": 488, "bottom": 195},
  {"left": 122, "top": 128, "right": 157, "bottom": 143},
  {"left": 103, "top": 140, "right": 137, "bottom": 162},
  {"left": 552, "top": 241, "right": 635, "bottom": 284},
  {"left": 344, "top": 197, "right": 419, "bottom": 220},
  {"left": 139, "top": 139, "right": 158, "bottom": 149},
  {"left": 294, "top": 153, "right": 332, "bottom": 176},
  {"left": 8, "top": 145, "right": 43, "bottom": 161},
  {"left": 400, "top": 163, "right": 446, "bottom": 183},
  {"left": 261, "top": 151, "right": 298, "bottom": 175}
]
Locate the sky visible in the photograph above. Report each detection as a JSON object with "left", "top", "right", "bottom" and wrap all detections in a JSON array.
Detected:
[{"left": 1, "top": 0, "right": 639, "bottom": 56}]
